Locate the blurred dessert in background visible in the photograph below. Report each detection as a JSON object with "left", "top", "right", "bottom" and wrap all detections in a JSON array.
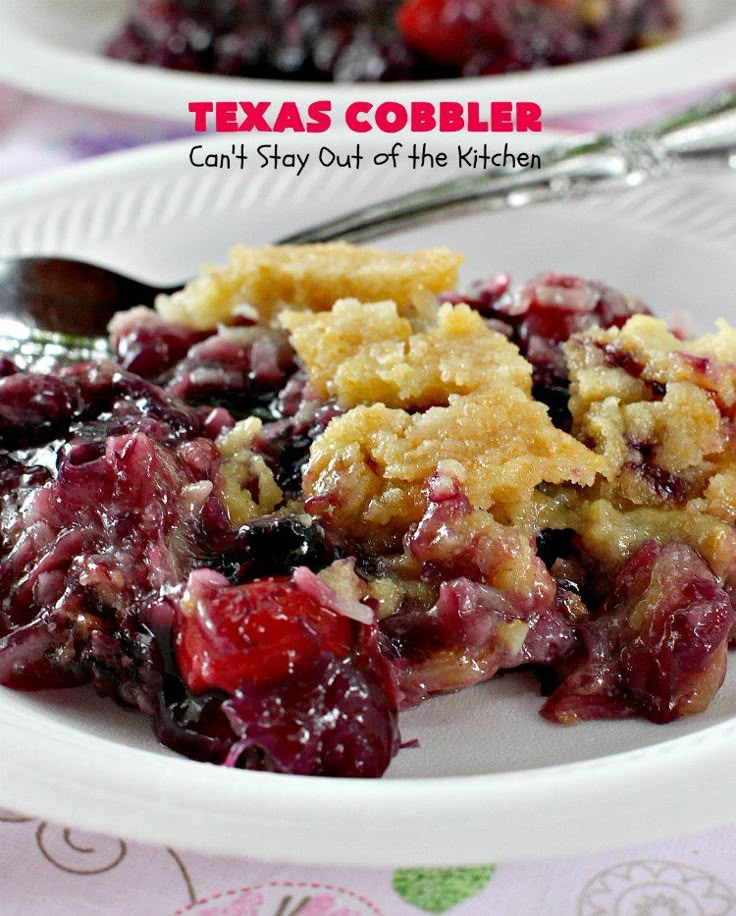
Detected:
[{"left": 106, "top": 0, "right": 680, "bottom": 82}]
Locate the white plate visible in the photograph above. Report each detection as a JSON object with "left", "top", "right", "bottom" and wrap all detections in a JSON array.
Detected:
[
  {"left": 2, "top": 137, "right": 736, "bottom": 865},
  {"left": 0, "top": 0, "right": 735, "bottom": 122}
]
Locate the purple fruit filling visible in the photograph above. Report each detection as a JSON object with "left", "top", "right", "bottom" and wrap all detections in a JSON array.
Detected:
[{"left": 0, "top": 259, "right": 732, "bottom": 779}]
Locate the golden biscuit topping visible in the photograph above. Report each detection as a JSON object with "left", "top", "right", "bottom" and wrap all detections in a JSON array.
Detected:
[
  {"left": 304, "top": 388, "right": 606, "bottom": 543},
  {"left": 155, "top": 243, "right": 462, "bottom": 329},
  {"left": 565, "top": 316, "right": 736, "bottom": 506},
  {"left": 281, "top": 300, "right": 531, "bottom": 408},
  {"left": 278, "top": 290, "right": 603, "bottom": 545},
  {"left": 216, "top": 419, "right": 283, "bottom": 524},
  {"left": 553, "top": 315, "right": 736, "bottom": 578}
]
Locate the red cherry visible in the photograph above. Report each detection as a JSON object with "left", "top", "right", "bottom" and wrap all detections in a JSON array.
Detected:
[
  {"left": 175, "top": 575, "right": 354, "bottom": 695},
  {"left": 396, "top": 0, "right": 472, "bottom": 66}
]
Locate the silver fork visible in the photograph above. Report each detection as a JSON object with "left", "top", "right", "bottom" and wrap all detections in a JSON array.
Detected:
[{"left": 282, "top": 88, "right": 736, "bottom": 243}]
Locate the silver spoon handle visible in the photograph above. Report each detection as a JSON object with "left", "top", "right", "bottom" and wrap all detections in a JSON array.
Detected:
[{"left": 281, "top": 90, "right": 736, "bottom": 245}]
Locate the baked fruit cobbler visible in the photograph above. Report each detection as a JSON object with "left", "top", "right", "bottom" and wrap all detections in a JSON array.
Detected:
[
  {"left": 106, "top": 0, "right": 679, "bottom": 82},
  {"left": 1, "top": 243, "right": 734, "bottom": 777}
]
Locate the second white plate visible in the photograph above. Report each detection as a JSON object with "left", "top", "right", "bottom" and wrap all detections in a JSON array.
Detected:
[{"left": 0, "top": 0, "right": 735, "bottom": 122}]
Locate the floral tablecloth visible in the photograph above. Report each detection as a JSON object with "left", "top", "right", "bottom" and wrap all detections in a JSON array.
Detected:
[
  {"left": 1, "top": 808, "right": 736, "bottom": 916},
  {"left": 1, "top": 82, "right": 736, "bottom": 916}
]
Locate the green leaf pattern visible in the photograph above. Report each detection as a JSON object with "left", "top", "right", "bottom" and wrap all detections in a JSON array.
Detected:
[{"left": 393, "top": 865, "right": 496, "bottom": 913}]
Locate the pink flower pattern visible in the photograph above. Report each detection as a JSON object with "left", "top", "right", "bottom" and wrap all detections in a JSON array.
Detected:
[{"left": 195, "top": 889, "right": 264, "bottom": 916}]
